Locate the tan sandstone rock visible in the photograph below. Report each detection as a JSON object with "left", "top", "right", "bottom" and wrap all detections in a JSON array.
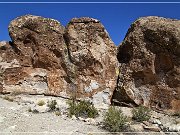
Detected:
[
  {"left": 65, "top": 17, "right": 118, "bottom": 108},
  {"left": 113, "top": 16, "right": 180, "bottom": 112},
  {"left": 1, "top": 15, "right": 118, "bottom": 108},
  {"left": 2, "top": 15, "right": 69, "bottom": 96}
]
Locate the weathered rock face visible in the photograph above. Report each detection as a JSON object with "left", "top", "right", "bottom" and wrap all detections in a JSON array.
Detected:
[
  {"left": 8, "top": 14, "right": 66, "bottom": 69},
  {"left": 1, "top": 15, "right": 118, "bottom": 108},
  {"left": 114, "top": 16, "right": 180, "bottom": 112},
  {"left": 2, "top": 15, "right": 69, "bottom": 96},
  {"left": 65, "top": 17, "right": 118, "bottom": 108}
]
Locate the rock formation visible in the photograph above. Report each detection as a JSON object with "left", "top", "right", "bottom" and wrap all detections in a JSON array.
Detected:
[
  {"left": 65, "top": 17, "right": 118, "bottom": 108},
  {"left": 113, "top": 16, "right": 180, "bottom": 112},
  {"left": 0, "top": 15, "right": 180, "bottom": 112},
  {"left": 0, "top": 15, "right": 118, "bottom": 108}
]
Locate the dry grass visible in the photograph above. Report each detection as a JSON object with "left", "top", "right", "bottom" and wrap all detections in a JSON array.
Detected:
[{"left": 37, "top": 100, "right": 46, "bottom": 106}]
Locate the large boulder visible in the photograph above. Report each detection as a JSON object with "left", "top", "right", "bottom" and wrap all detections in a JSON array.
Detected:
[
  {"left": 2, "top": 15, "right": 70, "bottom": 96},
  {"left": 114, "top": 16, "right": 180, "bottom": 112},
  {"left": 1, "top": 15, "right": 118, "bottom": 108},
  {"left": 65, "top": 17, "right": 118, "bottom": 108},
  {"left": 8, "top": 14, "right": 66, "bottom": 69}
]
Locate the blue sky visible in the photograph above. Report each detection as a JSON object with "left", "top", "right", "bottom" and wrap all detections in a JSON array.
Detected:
[{"left": 0, "top": 3, "right": 180, "bottom": 45}]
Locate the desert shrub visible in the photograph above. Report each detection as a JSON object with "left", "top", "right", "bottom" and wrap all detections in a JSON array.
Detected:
[
  {"left": 28, "top": 107, "right": 32, "bottom": 112},
  {"left": 132, "top": 106, "right": 151, "bottom": 122},
  {"left": 3, "top": 96, "right": 14, "bottom": 102},
  {"left": 67, "top": 100, "right": 98, "bottom": 118},
  {"left": 55, "top": 111, "right": 61, "bottom": 116},
  {"left": 37, "top": 100, "right": 45, "bottom": 106},
  {"left": 172, "top": 112, "right": 180, "bottom": 118},
  {"left": 47, "top": 100, "right": 57, "bottom": 111},
  {"left": 27, "top": 107, "right": 39, "bottom": 113},
  {"left": 32, "top": 109, "right": 39, "bottom": 114},
  {"left": 103, "top": 106, "right": 128, "bottom": 132}
]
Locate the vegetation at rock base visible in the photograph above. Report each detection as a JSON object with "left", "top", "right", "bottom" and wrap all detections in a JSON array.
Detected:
[
  {"left": 55, "top": 111, "right": 61, "bottom": 116},
  {"left": 47, "top": 99, "right": 57, "bottom": 111},
  {"left": 32, "top": 109, "right": 39, "bottom": 114},
  {"left": 172, "top": 112, "right": 180, "bottom": 118},
  {"left": 67, "top": 100, "right": 98, "bottom": 118},
  {"left": 27, "top": 107, "right": 39, "bottom": 113},
  {"left": 37, "top": 100, "right": 46, "bottom": 106},
  {"left": 28, "top": 107, "right": 32, "bottom": 112},
  {"left": 103, "top": 106, "right": 128, "bottom": 132},
  {"left": 132, "top": 105, "right": 151, "bottom": 122}
]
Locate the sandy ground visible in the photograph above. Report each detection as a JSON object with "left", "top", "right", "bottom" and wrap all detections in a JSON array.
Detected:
[
  {"left": 0, "top": 95, "right": 108, "bottom": 135},
  {"left": 0, "top": 94, "right": 179, "bottom": 135}
]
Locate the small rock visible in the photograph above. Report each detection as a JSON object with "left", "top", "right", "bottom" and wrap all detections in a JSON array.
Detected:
[
  {"left": 168, "top": 124, "right": 180, "bottom": 132},
  {"left": 143, "top": 121, "right": 151, "bottom": 126},
  {"left": 143, "top": 125, "right": 161, "bottom": 132},
  {"left": 41, "top": 127, "right": 45, "bottom": 129},
  {"left": 71, "top": 115, "right": 77, "bottom": 120},
  {"left": 78, "top": 117, "right": 85, "bottom": 121},
  {"left": 32, "top": 105, "right": 50, "bottom": 113},
  {"left": 130, "top": 124, "right": 144, "bottom": 132},
  {"left": 84, "top": 118, "right": 96, "bottom": 125},
  {"left": 175, "top": 119, "right": 180, "bottom": 124},
  {"left": 153, "top": 119, "right": 162, "bottom": 125},
  {"left": 62, "top": 115, "right": 67, "bottom": 120},
  {"left": 84, "top": 118, "right": 90, "bottom": 122}
]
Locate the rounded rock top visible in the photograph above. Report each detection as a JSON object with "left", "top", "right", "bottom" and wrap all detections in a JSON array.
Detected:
[
  {"left": 8, "top": 14, "right": 64, "bottom": 35},
  {"left": 69, "top": 17, "right": 100, "bottom": 24}
]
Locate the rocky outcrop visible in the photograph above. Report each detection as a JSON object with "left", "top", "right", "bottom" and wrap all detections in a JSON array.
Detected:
[
  {"left": 114, "top": 16, "right": 180, "bottom": 112},
  {"left": 8, "top": 15, "right": 66, "bottom": 69},
  {"left": 65, "top": 17, "right": 118, "bottom": 108},
  {"left": 2, "top": 15, "right": 69, "bottom": 96},
  {"left": 1, "top": 15, "right": 179, "bottom": 111},
  {"left": 0, "top": 15, "right": 118, "bottom": 108}
]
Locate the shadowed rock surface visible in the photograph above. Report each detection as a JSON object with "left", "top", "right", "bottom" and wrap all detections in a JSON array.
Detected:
[
  {"left": 114, "top": 16, "right": 180, "bottom": 113},
  {"left": 0, "top": 15, "right": 118, "bottom": 108}
]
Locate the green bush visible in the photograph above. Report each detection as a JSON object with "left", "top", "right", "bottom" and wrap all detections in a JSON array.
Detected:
[
  {"left": 67, "top": 100, "right": 98, "bottom": 118},
  {"left": 132, "top": 106, "right": 151, "bottom": 122},
  {"left": 37, "top": 100, "right": 45, "bottom": 106},
  {"left": 103, "top": 106, "right": 128, "bottom": 132},
  {"left": 47, "top": 100, "right": 57, "bottom": 111}
]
